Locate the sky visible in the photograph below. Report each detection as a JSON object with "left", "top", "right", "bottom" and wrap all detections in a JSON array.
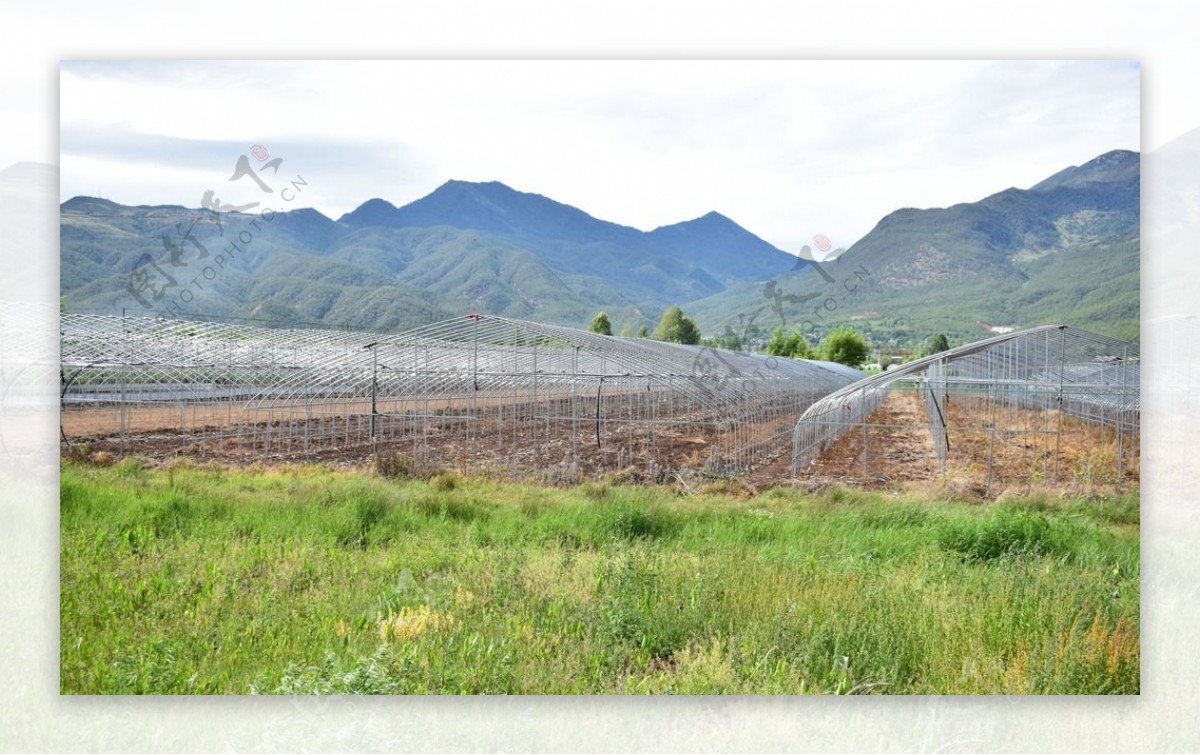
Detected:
[{"left": 58, "top": 60, "right": 1140, "bottom": 254}]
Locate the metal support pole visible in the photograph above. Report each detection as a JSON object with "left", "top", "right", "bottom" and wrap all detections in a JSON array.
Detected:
[
  {"left": 365, "top": 342, "right": 378, "bottom": 453},
  {"left": 572, "top": 346, "right": 580, "bottom": 465},
  {"left": 1054, "top": 326, "right": 1067, "bottom": 484},
  {"left": 595, "top": 376, "right": 604, "bottom": 450}
]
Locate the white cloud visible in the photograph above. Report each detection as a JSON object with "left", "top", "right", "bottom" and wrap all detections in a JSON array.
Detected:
[{"left": 59, "top": 60, "right": 1140, "bottom": 250}]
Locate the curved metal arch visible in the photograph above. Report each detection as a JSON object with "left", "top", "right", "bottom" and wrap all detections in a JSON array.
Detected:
[{"left": 790, "top": 324, "right": 1140, "bottom": 474}]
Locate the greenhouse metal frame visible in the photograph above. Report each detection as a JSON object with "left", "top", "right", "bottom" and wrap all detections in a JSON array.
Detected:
[
  {"left": 791, "top": 325, "right": 1140, "bottom": 491},
  {"left": 61, "top": 313, "right": 865, "bottom": 478}
]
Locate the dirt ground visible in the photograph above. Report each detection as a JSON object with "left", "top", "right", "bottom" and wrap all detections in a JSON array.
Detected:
[
  {"left": 787, "top": 391, "right": 1139, "bottom": 498},
  {"left": 62, "top": 390, "right": 1139, "bottom": 499},
  {"left": 62, "top": 393, "right": 765, "bottom": 483}
]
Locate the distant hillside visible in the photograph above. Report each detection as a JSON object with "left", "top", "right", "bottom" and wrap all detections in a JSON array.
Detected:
[
  {"left": 59, "top": 152, "right": 1139, "bottom": 343},
  {"left": 685, "top": 150, "right": 1140, "bottom": 345},
  {"left": 61, "top": 180, "right": 802, "bottom": 332},
  {"left": 337, "top": 179, "right": 799, "bottom": 311},
  {"left": 59, "top": 199, "right": 454, "bottom": 330},
  {"left": 1031, "top": 149, "right": 1140, "bottom": 191}
]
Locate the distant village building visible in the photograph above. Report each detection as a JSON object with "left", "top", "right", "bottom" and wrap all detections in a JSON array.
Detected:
[{"left": 977, "top": 321, "right": 1017, "bottom": 335}]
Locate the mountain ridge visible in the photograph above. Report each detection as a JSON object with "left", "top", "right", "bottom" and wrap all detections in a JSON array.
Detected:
[
  {"left": 60, "top": 178, "right": 802, "bottom": 331},
  {"left": 59, "top": 151, "right": 1139, "bottom": 344},
  {"left": 685, "top": 149, "right": 1139, "bottom": 343}
]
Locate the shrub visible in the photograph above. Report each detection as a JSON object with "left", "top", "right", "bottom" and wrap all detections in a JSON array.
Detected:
[
  {"left": 820, "top": 327, "right": 870, "bottom": 368},
  {"left": 63, "top": 441, "right": 91, "bottom": 463},
  {"left": 374, "top": 452, "right": 411, "bottom": 480},
  {"left": 861, "top": 503, "right": 930, "bottom": 529},
  {"left": 589, "top": 311, "right": 613, "bottom": 336},
  {"left": 600, "top": 500, "right": 677, "bottom": 541},
  {"left": 579, "top": 480, "right": 610, "bottom": 501},
  {"left": 89, "top": 450, "right": 116, "bottom": 467},
  {"left": 937, "top": 509, "right": 1061, "bottom": 561},
  {"left": 652, "top": 306, "right": 701, "bottom": 345},
  {"left": 765, "top": 326, "right": 813, "bottom": 359},
  {"left": 114, "top": 456, "right": 148, "bottom": 478},
  {"left": 335, "top": 492, "right": 391, "bottom": 547},
  {"left": 430, "top": 471, "right": 459, "bottom": 492},
  {"left": 413, "top": 493, "right": 487, "bottom": 523}
]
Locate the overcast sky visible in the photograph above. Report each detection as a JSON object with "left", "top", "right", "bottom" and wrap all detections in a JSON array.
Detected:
[{"left": 59, "top": 60, "right": 1139, "bottom": 253}]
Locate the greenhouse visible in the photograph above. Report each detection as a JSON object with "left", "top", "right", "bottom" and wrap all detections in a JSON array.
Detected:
[
  {"left": 791, "top": 325, "right": 1140, "bottom": 492},
  {"left": 61, "top": 313, "right": 865, "bottom": 478},
  {"left": 60, "top": 314, "right": 376, "bottom": 451}
]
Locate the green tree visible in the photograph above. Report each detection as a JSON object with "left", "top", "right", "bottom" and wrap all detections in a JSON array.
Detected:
[
  {"left": 652, "top": 306, "right": 701, "bottom": 345},
  {"left": 619, "top": 321, "right": 634, "bottom": 338},
  {"left": 702, "top": 331, "right": 743, "bottom": 351},
  {"left": 637, "top": 324, "right": 649, "bottom": 338},
  {"left": 764, "top": 325, "right": 812, "bottom": 359},
  {"left": 589, "top": 311, "right": 613, "bottom": 336},
  {"left": 820, "top": 327, "right": 871, "bottom": 368},
  {"left": 926, "top": 333, "right": 950, "bottom": 356}
]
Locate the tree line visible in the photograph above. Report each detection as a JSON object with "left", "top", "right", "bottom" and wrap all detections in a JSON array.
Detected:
[{"left": 589, "top": 306, "right": 953, "bottom": 370}]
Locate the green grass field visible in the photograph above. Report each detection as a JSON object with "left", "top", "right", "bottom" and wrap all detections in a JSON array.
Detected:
[{"left": 60, "top": 459, "right": 1139, "bottom": 694}]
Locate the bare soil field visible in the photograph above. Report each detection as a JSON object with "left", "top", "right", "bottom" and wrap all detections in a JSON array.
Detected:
[
  {"left": 61, "top": 390, "right": 1138, "bottom": 498},
  {"left": 62, "top": 395, "right": 771, "bottom": 482},
  {"left": 787, "top": 391, "right": 1139, "bottom": 498}
]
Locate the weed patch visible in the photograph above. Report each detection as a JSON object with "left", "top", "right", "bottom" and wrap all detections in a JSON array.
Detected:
[{"left": 60, "top": 460, "right": 1139, "bottom": 694}]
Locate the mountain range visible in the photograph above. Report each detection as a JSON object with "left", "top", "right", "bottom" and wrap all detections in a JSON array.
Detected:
[
  {"left": 687, "top": 149, "right": 1139, "bottom": 344},
  {"left": 59, "top": 149, "right": 1139, "bottom": 344}
]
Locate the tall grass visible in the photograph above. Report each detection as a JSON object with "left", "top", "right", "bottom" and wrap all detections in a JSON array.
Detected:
[{"left": 60, "top": 462, "right": 1139, "bottom": 694}]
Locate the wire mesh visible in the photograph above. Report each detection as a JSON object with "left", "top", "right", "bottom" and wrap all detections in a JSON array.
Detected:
[
  {"left": 59, "top": 314, "right": 374, "bottom": 453},
  {"left": 61, "top": 313, "right": 865, "bottom": 478},
  {"left": 791, "top": 325, "right": 1140, "bottom": 492}
]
